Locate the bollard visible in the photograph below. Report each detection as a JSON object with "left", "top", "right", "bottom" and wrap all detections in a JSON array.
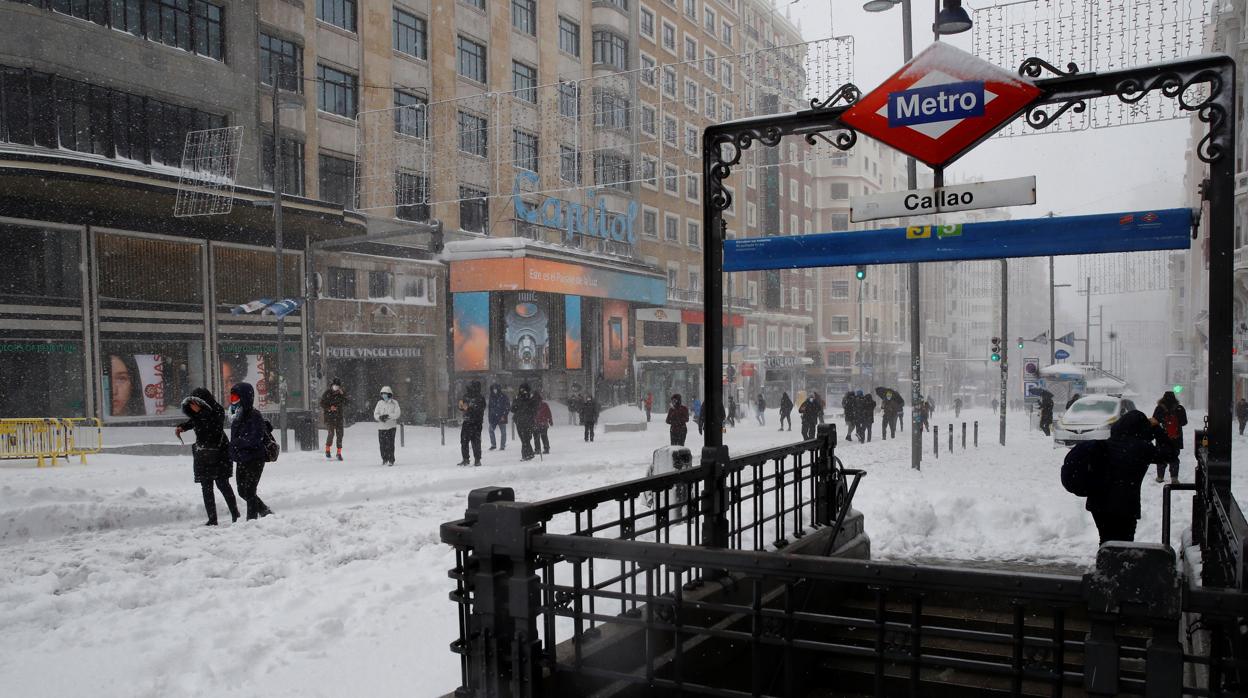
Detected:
[
  {"left": 961, "top": 422, "right": 967, "bottom": 450},
  {"left": 974, "top": 421, "right": 979, "bottom": 448},
  {"left": 948, "top": 425, "right": 953, "bottom": 454},
  {"left": 440, "top": 419, "right": 445, "bottom": 446},
  {"left": 400, "top": 422, "right": 405, "bottom": 447},
  {"left": 933, "top": 425, "right": 939, "bottom": 458}
]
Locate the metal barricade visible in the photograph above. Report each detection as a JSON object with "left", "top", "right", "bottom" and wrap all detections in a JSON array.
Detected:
[
  {"left": 62, "top": 418, "right": 102, "bottom": 464},
  {"left": 0, "top": 418, "right": 101, "bottom": 467}
]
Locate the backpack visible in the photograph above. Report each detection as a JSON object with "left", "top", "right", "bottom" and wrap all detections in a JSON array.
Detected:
[
  {"left": 263, "top": 419, "right": 280, "bottom": 462},
  {"left": 1061, "top": 440, "right": 1107, "bottom": 497},
  {"left": 1164, "top": 414, "right": 1180, "bottom": 440}
]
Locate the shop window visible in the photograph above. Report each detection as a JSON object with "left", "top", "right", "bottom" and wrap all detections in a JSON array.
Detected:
[
  {"left": 219, "top": 342, "right": 303, "bottom": 409},
  {"left": 102, "top": 340, "right": 204, "bottom": 417},
  {"left": 97, "top": 233, "right": 201, "bottom": 305},
  {"left": 0, "top": 340, "right": 84, "bottom": 417},
  {"left": 643, "top": 321, "right": 678, "bottom": 347},
  {"left": 327, "top": 267, "right": 356, "bottom": 299},
  {"left": 214, "top": 247, "right": 300, "bottom": 306},
  {"left": 0, "top": 224, "right": 80, "bottom": 301},
  {"left": 368, "top": 270, "right": 393, "bottom": 299}
]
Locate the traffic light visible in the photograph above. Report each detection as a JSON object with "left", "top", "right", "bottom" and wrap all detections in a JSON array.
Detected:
[
  {"left": 855, "top": 265, "right": 866, "bottom": 280},
  {"left": 990, "top": 337, "right": 1002, "bottom": 362},
  {"left": 1172, "top": 384, "right": 1184, "bottom": 395},
  {"left": 1017, "top": 337, "right": 1024, "bottom": 349}
]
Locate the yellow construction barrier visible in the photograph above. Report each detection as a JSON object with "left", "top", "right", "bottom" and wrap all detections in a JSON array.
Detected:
[{"left": 0, "top": 418, "right": 102, "bottom": 467}]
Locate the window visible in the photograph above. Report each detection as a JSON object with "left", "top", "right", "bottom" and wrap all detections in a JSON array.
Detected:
[
  {"left": 790, "top": 288, "right": 798, "bottom": 308},
  {"left": 796, "top": 328, "right": 805, "bottom": 350},
  {"left": 829, "top": 213, "right": 849, "bottom": 230},
  {"left": 686, "top": 172, "right": 700, "bottom": 202},
  {"left": 512, "top": 61, "right": 537, "bottom": 103},
  {"left": 457, "top": 111, "right": 488, "bottom": 157},
  {"left": 684, "top": 124, "right": 699, "bottom": 155},
  {"left": 684, "top": 36, "right": 698, "bottom": 62},
  {"left": 829, "top": 182, "right": 849, "bottom": 199},
  {"left": 393, "top": 90, "right": 428, "bottom": 138},
  {"left": 704, "top": 49, "right": 717, "bottom": 77},
  {"left": 593, "top": 89, "right": 631, "bottom": 131},
  {"left": 664, "top": 214, "right": 680, "bottom": 242},
  {"left": 457, "top": 36, "right": 487, "bottom": 83},
  {"left": 721, "top": 102, "right": 733, "bottom": 121},
  {"left": 393, "top": 8, "right": 427, "bottom": 59},
  {"left": 790, "top": 178, "right": 799, "bottom": 201},
  {"left": 661, "top": 20, "right": 677, "bottom": 53},
  {"left": 747, "top": 203, "right": 757, "bottom": 227},
  {"left": 599, "top": 0, "right": 628, "bottom": 10},
  {"left": 782, "top": 327, "right": 792, "bottom": 351},
  {"left": 684, "top": 0, "right": 696, "bottom": 20},
  {"left": 512, "top": 0, "right": 536, "bottom": 35},
  {"left": 683, "top": 79, "right": 698, "bottom": 110},
  {"left": 687, "top": 323, "right": 702, "bottom": 347},
  {"left": 124, "top": 0, "right": 226, "bottom": 58},
  {"left": 662, "top": 116, "right": 678, "bottom": 146},
  {"left": 513, "top": 130, "right": 539, "bottom": 172},
  {"left": 557, "top": 82, "right": 579, "bottom": 119},
  {"left": 592, "top": 31, "right": 629, "bottom": 70},
  {"left": 641, "top": 158, "right": 658, "bottom": 188},
  {"left": 327, "top": 267, "right": 356, "bottom": 299},
  {"left": 641, "top": 105, "right": 656, "bottom": 136},
  {"left": 827, "top": 351, "right": 850, "bottom": 368},
  {"left": 395, "top": 171, "right": 429, "bottom": 221},
  {"left": 667, "top": 266, "right": 679, "bottom": 288},
  {"left": 830, "top": 151, "right": 848, "bottom": 167},
  {"left": 767, "top": 326, "right": 778, "bottom": 351},
  {"left": 689, "top": 268, "right": 700, "bottom": 291},
  {"left": 804, "top": 185, "right": 811, "bottom": 206},
  {"left": 643, "top": 208, "right": 659, "bottom": 238},
  {"left": 831, "top": 316, "right": 849, "bottom": 333},
  {"left": 663, "top": 164, "right": 679, "bottom": 193},
  {"left": 830, "top": 280, "right": 849, "bottom": 299},
  {"left": 260, "top": 34, "right": 302, "bottom": 92},
  {"left": 749, "top": 324, "right": 759, "bottom": 350},
  {"left": 804, "top": 290, "right": 813, "bottom": 310},
  {"left": 721, "top": 61, "right": 733, "bottom": 89},
  {"left": 261, "top": 135, "right": 304, "bottom": 196},
  {"left": 643, "top": 321, "right": 678, "bottom": 347},
  {"left": 687, "top": 220, "right": 700, "bottom": 248},
  {"left": 662, "top": 67, "right": 677, "bottom": 97},
  {"left": 640, "top": 54, "right": 657, "bottom": 85},
  {"left": 318, "top": 153, "right": 354, "bottom": 206},
  {"left": 593, "top": 152, "right": 631, "bottom": 191},
  {"left": 704, "top": 6, "right": 716, "bottom": 33},
  {"left": 317, "top": 0, "right": 355, "bottom": 31},
  {"left": 640, "top": 5, "right": 655, "bottom": 38},
  {"left": 705, "top": 91, "right": 717, "bottom": 120},
  {"left": 316, "top": 64, "right": 357, "bottom": 118},
  {"left": 559, "top": 145, "right": 581, "bottom": 183},
  {"left": 459, "top": 186, "right": 489, "bottom": 234},
  {"left": 558, "top": 16, "right": 581, "bottom": 56},
  {"left": 461, "top": 0, "right": 485, "bottom": 10},
  {"left": 747, "top": 281, "right": 757, "bottom": 304},
  {"left": 368, "top": 271, "right": 393, "bottom": 299},
  {"left": 722, "top": 21, "right": 733, "bottom": 46}
]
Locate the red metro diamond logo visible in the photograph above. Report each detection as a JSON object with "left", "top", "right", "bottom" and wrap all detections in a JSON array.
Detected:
[{"left": 841, "top": 42, "right": 1042, "bottom": 168}]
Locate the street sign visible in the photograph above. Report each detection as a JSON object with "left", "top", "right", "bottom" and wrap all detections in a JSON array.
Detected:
[
  {"left": 850, "top": 176, "right": 1036, "bottom": 222},
  {"left": 840, "top": 43, "right": 1042, "bottom": 168},
  {"left": 1055, "top": 349, "right": 1071, "bottom": 360},
  {"left": 1023, "top": 357, "right": 1040, "bottom": 379}
]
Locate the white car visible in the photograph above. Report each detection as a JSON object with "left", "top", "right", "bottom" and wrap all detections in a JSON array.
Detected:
[{"left": 1053, "top": 394, "right": 1138, "bottom": 446}]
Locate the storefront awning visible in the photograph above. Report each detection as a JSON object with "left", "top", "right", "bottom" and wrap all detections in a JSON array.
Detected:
[{"left": 449, "top": 256, "right": 666, "bottom": 305}]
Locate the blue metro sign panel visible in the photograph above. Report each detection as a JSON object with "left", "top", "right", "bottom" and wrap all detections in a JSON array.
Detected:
[
  {"left": 723, "top": 209, "right": 1193, "bottom": 272},
  {"left": 887, "top": 80, "right": 985, "bottom": 128}
]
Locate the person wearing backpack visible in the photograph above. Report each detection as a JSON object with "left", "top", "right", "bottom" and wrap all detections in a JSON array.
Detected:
[
  {"left": 1152, "top": 391, "right": 1188, "bottom": 484},
  {"left": 228, "top": 382, "right": 273, "bottom": 520},
  {"left": 176, "top": 388, "right": 240, "bottom": 526},
  {"left": 1069, "top": 410, "right": 1163, "bottom": 544}
]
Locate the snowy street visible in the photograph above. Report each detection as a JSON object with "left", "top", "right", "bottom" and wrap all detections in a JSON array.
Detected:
[{"left": 0, "top": 405, "right": 1228, "bottom": 697}]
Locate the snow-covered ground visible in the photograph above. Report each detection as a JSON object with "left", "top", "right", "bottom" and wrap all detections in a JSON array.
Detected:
[{"left": 0, "top": 406, "right": 1240, "bottom": 697}]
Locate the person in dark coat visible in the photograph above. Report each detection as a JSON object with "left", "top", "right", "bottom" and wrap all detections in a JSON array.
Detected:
[
  {"left": 458, "top": 380, "right": 486, "bottom": 466},
  {"left": 667, "top": 394, "right": 690, "bottom": 446},
  {"left": 228, "top": 382, "right": 272, "bottom": 520},
  {"left": 813, "top": 392, "right": 826, "bottom": 425},
  {"left": 1152, "top": 391, "right": 1188, "bottom": 484},
  {"left": 778, "top": 392, "right": 794, "bottom": 432},
  {"left": 726, "top": 395, "right": 738, "bottom": 427},
  {"left": 534, "top": 392, "right": 553, "bottom": 455},
  {"left": 511, "top": 383, "right": 540, "bottom": 461},
  {"left": 1085, "top": 410, "right": 1165, "bottom": 544},
  {"left": 798, "top": 394, "right": 821, "bottom": 440},
  {"left": 841, "top": 391, "right": 856, "bottom": 442},
  {"left": 1236, "top": 398, "right": 1248, "bottom": 436},
  {"left": 755, "top": 393, "right": 766, "bottom": 426},
  {"left": 1066, "top": 393, "right": 1082, "bottom": 411},
  {"left": 319, "top": 378, "right": 350, "bottom": 460},
  {"left": 487, "top": 384, "right": 510, "bottom": 451},
  {"left": 579, "top": 394, "right": 600, "bottom": 442},
  {"left": 176, "top": 388, "right": 240, "bottom": 526},
  {"left": 991, "top": 398, "right": 999, "bottom": 414},
  {"left": 1039, "top": 394, "right": 1055, "bottom": 436},
  {"left": 953, "top": 397, "right": 963, "bottom": 418},
  {"left": 881, "top": 393, "right": 904, "bottom": 440},
  {"left": 858, "top": 391, "right": 876, "bottom": 442}
]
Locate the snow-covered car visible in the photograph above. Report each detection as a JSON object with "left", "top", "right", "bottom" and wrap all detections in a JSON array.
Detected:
[{"left": 1053, "top": 394, "right": 1137, "bottom": 446}]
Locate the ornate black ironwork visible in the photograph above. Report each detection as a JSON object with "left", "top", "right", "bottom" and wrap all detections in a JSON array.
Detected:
[
  {"left": 1112, "top": 68, "right": 1227, "bottom": 163},
  {"left": 1024, "top": 99, "right": 1087, "bottom": 130},
  {"left": 804, "top": 129, "right": 858, "bottom": 152},
  {"left": 809, "top": 83, "right": 861, "bottom": 111},
  {"left": 1018, "top": 57, "right": 1080, "bottom": 79}
]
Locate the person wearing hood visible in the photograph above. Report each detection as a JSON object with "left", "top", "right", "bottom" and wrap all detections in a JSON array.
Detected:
[
  {"left": 726, "top": 395, "right": 738, "bottom": 427},
  {"left": 1152, "top": 390, "right": 1188, "bottom": 484},
  {"left": 841, "top": 392, "right": 856, "bottom": 443},
  {"left": 579, "top": 394, "right": 600, "bottom": 442},
  {"left": 666, "top": 394, "right": 690, "bottom": 446},
  {"left": 1038, "top": 393, "right": 1055, "bottom": 436},
  {"left": 778, "top": 392, "right": 793, "bottom": 432},
  {"left": 534, "top": 391, "right": 553, "bottom": 455},
  {"left": 857, "top": 390, "right": 876, "bottom": 443},
  {"left": 798, "top": 393, "right": 820, "bottom": 440},
  {"left": 373, "top": 386, "right": 401, "bottom": 466},
  {"left": 319, "top": 378, "right": 350, "bottom": 461},
  {"left": 1237, "top": 398, "right": 1248, "bottom": 436},
  {"left": 511, "top": 383, "right": 540, "bottom": 461},
  {"left": 755, "top": 393, "right": 766, "bottom": 426},
  {"left": 176, "top": 388, "right": 240, "bottom": 526},
  {"left": 457, "top": 380, "right": 486, "bottom": 466},
  {"left": 228, "top": 382, "right": 273, "bottom": 520},
  {"left": 487, "top": 384, "right": 510, "bottom": 452},
  {"left": 1085, "top": 410, "right": 1165, "bottom": 544}
]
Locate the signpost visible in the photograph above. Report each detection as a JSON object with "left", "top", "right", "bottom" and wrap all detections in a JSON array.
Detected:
[
  {"left": 1055, "top": 349, "right": 1071, "bottom": 360},
  {"left": 851, "top": 176, "right": 1036, "bottom": 222}
]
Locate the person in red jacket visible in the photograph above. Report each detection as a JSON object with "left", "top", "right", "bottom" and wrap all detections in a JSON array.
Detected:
[
  {"left": 534, "top": 391, "right": 553, "bottom": 455},
  {"left": 666, "top": 393, "right": 690, "bottom": 446},
  {"left": 645, "top": 392, "right": 654, "bottom": 422}
]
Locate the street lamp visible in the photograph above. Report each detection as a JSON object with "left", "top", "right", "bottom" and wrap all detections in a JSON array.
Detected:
[
  {"left": 862, "top": 0, "right": 899, "bottom": 11},
  {"left": 934, "top": 0, "right": 973, "bottom": 35}
]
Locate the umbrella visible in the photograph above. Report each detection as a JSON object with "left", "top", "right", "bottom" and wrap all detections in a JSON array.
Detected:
[
  {"left": 874, "top": 387, "right": 893, "bottom": 401},
  {"left": 1029, "top": 386, "right": 1054, "bottom": 399}
]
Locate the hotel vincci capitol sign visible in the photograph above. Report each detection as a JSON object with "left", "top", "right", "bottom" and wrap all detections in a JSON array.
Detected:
[{"left": 512, "top": 171, "right": 639, "bottom": 247}]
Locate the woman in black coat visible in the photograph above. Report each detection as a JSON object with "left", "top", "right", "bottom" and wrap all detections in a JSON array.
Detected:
[
  {"left": 176, "top": 388, "right": 240, "bottom": 526},
  {"left": 1152, "top": 391, "right": 1188, "bottom": 484},
  {"left": 1085, "top": 410, "right": 1164, "bottom": 544}
]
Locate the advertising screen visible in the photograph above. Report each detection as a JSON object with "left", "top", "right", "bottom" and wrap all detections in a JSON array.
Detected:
[
  {"left": 565, "top": 296, "right": 582, "bottom": 370},
  {"left": 453, "top": 292, "right": 490, "bottom": 371},
  {"left": 502, "top": 291, "right": 550, "bottom": 371}
]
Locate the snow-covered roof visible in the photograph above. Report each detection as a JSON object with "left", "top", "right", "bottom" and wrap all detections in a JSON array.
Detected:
[{"left": 1039, "top": 363, "right": 1087, "bottom": 378}]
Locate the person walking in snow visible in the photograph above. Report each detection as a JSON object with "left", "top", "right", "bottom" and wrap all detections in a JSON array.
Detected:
[
  {"left": 991, "top": 398, "right": 999, "bottom": 414},
  {"left": 778, "top": 391, "right": 793, "bottom": 432},
  {"left": 228, "top": 382, "right": 273, "bottom": 520},
  {"left": 691, "top": 397, "right": 703, "bottom": 435},
  {"left": 534, "top": 391, "right": 552, "bottom": 455},
  {"left": 841, "top": 391, "right": 856, "bottom": 442},
  {"left": 457, "top": 380, "right": 486, "bottom": 466},
  {"left": 695, "top": 399, "right": 706, "bottom": 435},
  {"left": 1039, "top": 394, "right": 1055, "bottom": 436},
  {"left": 953, "top": 397, "right": 962, "bottom": 418},
  {"left": 667, "top": 394, "right": 690, "bottom": 446},
  {"left": 798, "top": 394, "right": 821, "bottom": 440},
  {"left": 755, "top": 393, "right": 766, "bottom": 426},
  {"left": 644, "top": 392, "right": 654, "bottom": 422},
  {"left": 1083, "top": 410, "right": 1164, "bottom": 544},
  {"left": 373, "top": 386, "right": 400, "bottom": 467},
  {"left": 727, "top": 395, "right": 738, "bottom": 427},
  {"left": 881, "top": 392, "right": 904, "bottom": 440},
  {"left": 579, "top": 394, "right": 600, "bottom": 442},
  {"left": 1236, "top": 398, "right": 1248, "bottom": 436},
  {"left": 487, "top": 383, "right": 510, "bottom": 452},
  {"left": 858, "top": 391, "right": 876, "bottom": 442},
  {"left": 511, "top": 383, "right": 539, "bottom": 461},
  {"left": 176, "top": 388, "right": 240, "bottom": 526},
  {"left": 319, "top": 378, "right": 350, "bottom": 460},
  {"left": 1152, "top": 390, "right": 1188, "bottom": 484}
]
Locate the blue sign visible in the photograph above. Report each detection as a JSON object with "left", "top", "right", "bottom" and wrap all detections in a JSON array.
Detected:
[
  {"left": 512, "top": 171, "right": 638, "bottom": 247},
  {"left": 1055, "top": 349, "right": 1071, "bottom": 360},
  {"left": 888, "top": 80, "right": 985, "bottom": 127},
  {"left": 723, "top": 208, "right": 1192, "bottom": 272}
]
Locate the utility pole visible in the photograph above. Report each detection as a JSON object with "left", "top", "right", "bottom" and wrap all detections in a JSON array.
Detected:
[
  {"left": 1098, "top": 304, "right": 1104, "bottom": 366},
  {"left": 1000, "top": 259, "right": 1007, "bottom": 446},
  {"left": 858, "top": 275, "right": 864, "bottom": 389},
  {"left": 1084, "top": 276, "right": 1091, "bottom": 364},
  {"left": 1048, "top": 255, "right": 1055, "bottom": 367},
  {"left": 271, "top": 69, "right": 288, "bottom": 451},
  {"left": 902, "top": 0, "right": 922, "bottom": 471}
]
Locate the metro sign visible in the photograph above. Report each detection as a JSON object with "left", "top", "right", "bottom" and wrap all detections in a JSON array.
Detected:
[{"left": 841, "top": 42, "right": 1042, "bottom": 168}]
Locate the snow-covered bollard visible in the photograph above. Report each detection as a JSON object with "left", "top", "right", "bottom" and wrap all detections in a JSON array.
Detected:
[{"left": 643, "top": 446, "right": 693, "bottom": 518}]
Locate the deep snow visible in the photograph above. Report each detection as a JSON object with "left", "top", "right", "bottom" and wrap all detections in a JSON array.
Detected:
[{"left": 0, "top": 406, "right": 1239, "bottom": 696}]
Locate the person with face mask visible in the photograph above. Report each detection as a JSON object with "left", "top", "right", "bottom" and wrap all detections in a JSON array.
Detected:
[
  {"left": 228, "top": 382, "right": 273, "bottom": 520},
  {"left": 176, "top": 388, "right": 240, "bottom": 526},
  {"left": 320, "top": 378, "right": 350, "bottom": 460},
  {"left": 374, "top": 386, "right": 401, "bottom": 466}
]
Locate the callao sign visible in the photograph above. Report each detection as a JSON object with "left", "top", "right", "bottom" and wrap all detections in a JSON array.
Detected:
[
  {"left": 851, "top": 176, "right": 1036, "bottom": 222},
  {"left": 841, "top": 43, "right": 1042, "bottom": 167}
]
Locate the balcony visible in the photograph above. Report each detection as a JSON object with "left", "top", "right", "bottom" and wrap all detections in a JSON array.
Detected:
[{"left": 667, "top": 286, "right": 702, "bottom": 304}]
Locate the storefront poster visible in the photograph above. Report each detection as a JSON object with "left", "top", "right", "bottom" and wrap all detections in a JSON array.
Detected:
[
  {"left": 453, "top": 292, "right": 490, "bottom": 371},
  {"left": 107, "top": 353, "right": 169, "bottom": 416},
  {"left": 220, "top": 354, "right": 272, "bottom": 409},
  {"left": 602, "top": 300, "right": 629, "bottom": 380},
  {"left": 565, "top": 296, "right": 582, "bottom": 370},
  {"left": 503, "top": 291, "right": 550, "bottom": 371}
]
